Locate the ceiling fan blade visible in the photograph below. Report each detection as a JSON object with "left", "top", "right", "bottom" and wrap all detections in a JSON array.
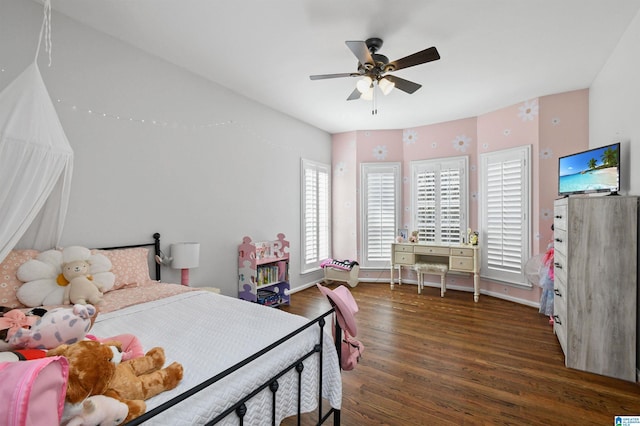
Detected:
[
  {"left": 384, "top": 75, "right": 422, "bottom": 94},
  {"left": 310, "top": 73, "right": 359, "bottom": 80},
  {"left": 345, "top": 41, "right": 375, "bottom": 68},
  {"left": 386, "top": 46, "right": 440, "bottom": 72},
  {"left": 347, "top": 88, "right": 362, "bottom": 101}
]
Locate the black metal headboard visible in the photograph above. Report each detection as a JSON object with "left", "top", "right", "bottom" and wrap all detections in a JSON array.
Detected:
[{"left": 98, "top": 232, "right": 162, "bottom": 281}]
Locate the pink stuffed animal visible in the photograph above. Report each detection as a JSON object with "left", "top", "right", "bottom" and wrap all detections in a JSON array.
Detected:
[
  {"left": 86, "top": 333, "right": 145, "bottom": 361},
  {"left": 7, "top": 304, "right": 96, "bottom": 350}
]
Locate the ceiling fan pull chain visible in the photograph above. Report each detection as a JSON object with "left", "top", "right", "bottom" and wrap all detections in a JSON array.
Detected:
[{"left": 372, "top": 83, "right": 378, "bottom": 115}]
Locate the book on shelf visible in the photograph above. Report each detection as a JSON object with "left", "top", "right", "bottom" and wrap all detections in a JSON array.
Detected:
[{"left": 256, "top": 264, "right": 281, "bottom": 286}]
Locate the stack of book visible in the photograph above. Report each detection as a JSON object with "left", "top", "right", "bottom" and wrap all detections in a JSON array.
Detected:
[{"left": 257, "top": 289, "right": 280, "bottom": 306}]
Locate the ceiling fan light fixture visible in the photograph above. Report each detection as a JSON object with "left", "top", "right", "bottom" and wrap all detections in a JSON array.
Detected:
[
  {"left": 356, "top": 76, "right": 372, "bottom": 94},
  {"left": 360, "top": 86, "right": 374, "bottom": 100},
  {"left": 378, "top": 77, "right": 395, "bottom": 95}
]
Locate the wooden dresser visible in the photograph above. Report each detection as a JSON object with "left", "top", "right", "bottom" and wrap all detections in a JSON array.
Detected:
[
  {"left": 390, "top": 243, "right": 481, "bottom": 302},
  {"left": 553, "top": 196, "right": 638, "bottom": 381}
]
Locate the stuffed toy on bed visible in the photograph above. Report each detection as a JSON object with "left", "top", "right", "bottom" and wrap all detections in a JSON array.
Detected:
[
  {"left": 62, "top": 395, "right": 129, "bottom": 426},
  {"left": 61, "top": 259, "right": 105, "bottom": 305},
  {"left": 7, "top": 304, "right": 97, "bottom": 350},
  {"left": 16, "top": 246, "right": 115, "bottom": 307},
  {"left": 47, "top": 340, "right": 184, "bottom": 423},
  {"left": 0, "top": 304, "right": 96, "bottom": 354}
]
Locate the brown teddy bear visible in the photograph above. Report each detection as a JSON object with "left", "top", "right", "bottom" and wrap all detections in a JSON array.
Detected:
[{"left": 47, "top": 340, "right": 183, "bottom": 422}]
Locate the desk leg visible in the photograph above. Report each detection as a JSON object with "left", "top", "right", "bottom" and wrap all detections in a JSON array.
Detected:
[
  {"left": 473, "top": 272, "right": 479, "bottom": 302},
  {"left": 390, "top": 263, "right": 395, "bottom": 289}
]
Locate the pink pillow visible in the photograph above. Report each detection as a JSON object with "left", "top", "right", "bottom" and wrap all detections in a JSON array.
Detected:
[
  {"left": 0, "top": 249, "right": 39, "bottom": 309},
  {"left": 94, "top": 248, "right": 151, "bottom": 290}
]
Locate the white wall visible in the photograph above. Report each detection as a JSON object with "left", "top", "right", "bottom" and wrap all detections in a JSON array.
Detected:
[
  {"left": 589, "top": 7, "right": 640, "bottom": 196},
  {"left": 0, "top": 0, "right": 331, "bottom": 294}
]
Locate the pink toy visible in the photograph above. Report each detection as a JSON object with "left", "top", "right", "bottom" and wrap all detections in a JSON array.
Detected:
[
  {"left": 86, "top": 333, "right": 145, "bottom": 361},
  {"left": 0, "top": 309, "right": 39, "bottom": 342},
  {"left": 320, "top": 258, "right": 359, "bottom": 271},
  {"left": 7, "top": 304, "right": 96, "bottom": 350}
]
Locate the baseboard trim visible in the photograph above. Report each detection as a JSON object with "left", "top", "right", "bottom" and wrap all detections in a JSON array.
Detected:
[{"left": 294, "top": 277, "right": 541, "bottom": 309}]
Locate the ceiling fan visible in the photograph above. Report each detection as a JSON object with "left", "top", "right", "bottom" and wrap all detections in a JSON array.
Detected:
[{"left": 309, "top": 37, "right": 440, "bottom": 101}]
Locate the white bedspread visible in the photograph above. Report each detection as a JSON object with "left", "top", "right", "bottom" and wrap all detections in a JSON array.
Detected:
[{"left": 90, "top": 290, "right": 342, "bottom": 425}]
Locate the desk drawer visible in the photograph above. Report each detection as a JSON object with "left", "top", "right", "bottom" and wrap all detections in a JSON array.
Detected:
[
  {"left": 450, "top": 256, "right": 474, "bottom": 271},
  {"left": 394, "top": 244, "right": 414, "bottom": 253},
  {"left": 394, "top": 253, "right": 415, "bottom": 265},
  {"left": 450, "top": 247, "right": 473, "bottom": 257},
  {"left": 414, "top": 245, "right": 450, "bottom": 256}
]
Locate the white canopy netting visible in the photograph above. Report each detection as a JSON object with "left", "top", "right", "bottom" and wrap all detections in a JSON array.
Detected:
[{"left": 0, "top": 0, "right": 73, "bottom": 262}]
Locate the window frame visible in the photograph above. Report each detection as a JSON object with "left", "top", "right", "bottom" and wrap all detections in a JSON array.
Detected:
[
  {"left": 360, "top": 162, "right": 401, "bottom": 269},
  {"left": 479, "top": 145, "right": 532, "bottom": 287},
  {"left": 300, "top": 158, "right": 331, "bottom": 273},
  {"left": 410, "top": 156, "right": 469, "bottom": 244}
]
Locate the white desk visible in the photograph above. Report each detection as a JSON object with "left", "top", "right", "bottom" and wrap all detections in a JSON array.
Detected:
[{"left": 390, "top": 243, "right": 481, "bottom": 302}]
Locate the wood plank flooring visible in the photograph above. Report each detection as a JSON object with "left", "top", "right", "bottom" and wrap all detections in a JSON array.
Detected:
[{"left": 281, "top": 282, "right": 640, "bottom": 425}]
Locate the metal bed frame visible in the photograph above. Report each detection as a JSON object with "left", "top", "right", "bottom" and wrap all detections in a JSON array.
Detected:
[{"left": 101, "top": 233, "right": 341, "bottom": 425}]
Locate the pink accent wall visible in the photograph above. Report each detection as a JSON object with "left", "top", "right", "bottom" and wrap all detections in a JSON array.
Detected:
[
  {"left": 538, "top": 89, "right": 589, "bottom": 249},
  {"left": 477, "top": 99, "right": 540, "bottom": 301},
  {"left": 402, "top": 117, "right": 478, "bottom": 230},
  {"left": 331, "top": 132, "right": 358, "bottom": 261},
  {"left": 332, "top": 89, "right": 589, "bottom": 305}
]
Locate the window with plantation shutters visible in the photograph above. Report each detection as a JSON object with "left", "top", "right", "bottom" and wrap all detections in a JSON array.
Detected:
[
  {"left": 480, "top": 146, "right": 531, "bottom": 286},
  {"left": 411, "top": 157, "right": 468, "bottom": 244},
  {"left": 301, "top": 159, "right": 330, "bottom": 272},
  {"left": 360, "top": 163, "right": 401, "bottom": 268}
]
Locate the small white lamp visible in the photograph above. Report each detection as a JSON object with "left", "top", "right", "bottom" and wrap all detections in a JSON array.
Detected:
[{"left": 171, "top": 242, "right": 200, "bottom": 286}]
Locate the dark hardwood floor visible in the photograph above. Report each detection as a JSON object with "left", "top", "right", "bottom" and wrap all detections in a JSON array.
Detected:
[{"left": 282, "top": 282, "right": 640, "bottom": 425}]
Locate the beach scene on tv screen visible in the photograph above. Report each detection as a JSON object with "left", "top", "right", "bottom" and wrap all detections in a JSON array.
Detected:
[{"left": 559, "top": 145, "right": 619, "bottom": 193}]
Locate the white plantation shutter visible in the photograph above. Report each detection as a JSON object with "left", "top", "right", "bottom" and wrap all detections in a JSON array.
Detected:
[
  {"left": 416, "top": 170, "right": 436, "bottom": 242},
  {"left": 361, "top": 163, "right": 401, "bottom": 267},
  {"left": 480, "top": 146, "right": 531, "bottom": 286},
  {"left": 441, "top": 168, "right": 462, "bottom": 243},
  {"left": 412, "top": 157, "right": 468, "bottom": 244},
  {"left": 301, "top": 159, "right": 330, "bottom": 272}
]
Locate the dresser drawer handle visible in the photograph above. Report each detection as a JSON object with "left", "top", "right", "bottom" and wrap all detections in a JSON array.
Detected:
[
  {"left": 554, "top": 215, "right": 563, "bottom": 219},
  {"left": 553, "top": 288, "right": 562, "bottom": 297},
  {"left": 554, "top": 262, "right": 562, "bottom": 269},
  {"left": 554, "top": 238, "right": 563, "bottom": 243},
  {"left": 553, "top": 315, "right": 562, "bottom": 325}
]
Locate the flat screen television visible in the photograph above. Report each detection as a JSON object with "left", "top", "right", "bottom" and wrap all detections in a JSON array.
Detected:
[{"left": 558, "top": 142, "right": 620, "bottom": 196}]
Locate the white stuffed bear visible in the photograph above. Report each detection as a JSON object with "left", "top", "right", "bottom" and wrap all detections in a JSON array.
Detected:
[
  {"left": 63, "top": 395, "right": 129, "bottom": 426},
  {"left": 62, "top": 260, "right": 104, "bottom": 305}
]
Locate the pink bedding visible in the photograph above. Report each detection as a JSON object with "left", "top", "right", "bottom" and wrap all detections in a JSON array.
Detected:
[{"left": 98, "top": 280, "right": 197, "bottom": 314}]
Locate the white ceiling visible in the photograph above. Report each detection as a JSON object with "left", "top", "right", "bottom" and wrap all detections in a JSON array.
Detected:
[{"left": 43, "top": 0, "right": 640, "bottom": 134}]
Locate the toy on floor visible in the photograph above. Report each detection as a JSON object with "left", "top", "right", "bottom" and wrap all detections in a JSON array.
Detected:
[
  {"left": 320, "top": 259, "right": 360, "bottom": 288},
  {"left": 320, "top": 258, "right": 359, "bottom": 271}
]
